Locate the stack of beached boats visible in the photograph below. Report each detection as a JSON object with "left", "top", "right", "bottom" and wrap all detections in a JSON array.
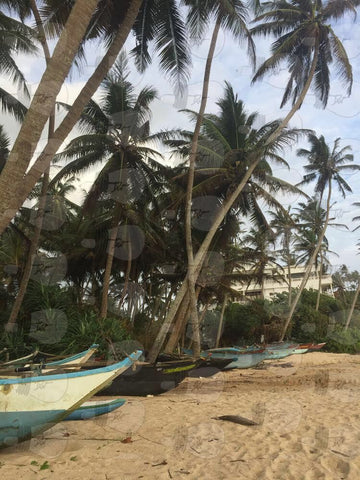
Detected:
[
  {"left": 0, "top": 340, "right": 325, "bottom": 449},
  {"left": 184, "top": 341, "right": 326, "bottom": 369}
]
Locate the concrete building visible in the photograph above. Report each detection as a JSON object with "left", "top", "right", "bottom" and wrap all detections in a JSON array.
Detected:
[{"left": 233, "top": 265, "right": 333, "bottom": 301}]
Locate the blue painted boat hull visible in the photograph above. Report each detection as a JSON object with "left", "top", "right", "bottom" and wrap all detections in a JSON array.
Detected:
[
  {"left": 0, "top": 350, "right": 142, "bottom": 448},
  {"left": 0, "top": 410, "right": 65, "bottom": 448},
  {"left": 264, "top": 348, "right": 296, "bottom": 360},
  {"left": 206, "top": 351, "right": 268, "bottom": 369},
  {"left": 64, "top": 398, "right": 126, "bottom": 421}
]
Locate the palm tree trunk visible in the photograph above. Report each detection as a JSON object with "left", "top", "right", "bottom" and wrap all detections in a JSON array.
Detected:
[
  {"left": 0, "top": 0, "right": 143, "bottom": 235},
  {"left": 164, "top": 292, "right": 190, "bottom": 353},
  {"left": 280, "top": 182, "right": 332, "bottom": 341},
  {"left": 285, "top": 234, "right": 292, "bottom": 306},
  {"left": 0, "top": 0, "right": 98, "bottom": 233},
  {"left": 215, "top": 294, "right": 228, "bottom": 348},
  {"left": 165, "top": 284, "right": 201, "bottom": 353},
  {"left": 287, "top": 259, "right": 292, "bottom": 306},
  {"left": 344, "top": 282, "right": 360, "bottom": 330},
  {"left": 261, "top": 279, "right": 265, "bottom": 300},
  {"left": 315, "top": 251, "right": 323, "bottom": 311},
  {"left": 5, "top": 169, "right": 50, "bottom": 332},
  {"left": 118, "top": 242, "right": 132, "bottom": 310},
  {"left": 148, "top": 30, "right": 321, "bottom": 363},
  {"left": 100, "top": 222, "right": 119, "bottom": 319},
  {"left": 185, "top": 19, "right": 221, "bottom": 358},
  {"left": 6, "top": 2, "right": 54, "bottom": 333}
]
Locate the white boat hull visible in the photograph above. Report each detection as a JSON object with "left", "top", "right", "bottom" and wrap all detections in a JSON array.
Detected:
[{"left": 0, "top": 351, "right": 141, "bottom": 448}]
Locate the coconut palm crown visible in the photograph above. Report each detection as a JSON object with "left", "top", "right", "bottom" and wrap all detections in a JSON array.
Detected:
[
  {"left": 296, "top": 134, "right": 360, "bottom": 199},
  {"left": 251, "top": 0, "right": 358, "bottom": 109}
]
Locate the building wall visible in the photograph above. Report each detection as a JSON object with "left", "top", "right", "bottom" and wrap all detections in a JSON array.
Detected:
[{"left": 233, "top": 266, "right": 333, "bottom": 301}]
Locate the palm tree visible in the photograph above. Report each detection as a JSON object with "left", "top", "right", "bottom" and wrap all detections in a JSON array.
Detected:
[
  {"left": 52, "top": 53, "right": 167, "bottom": 319},
  {"left": 176, "top": 0, "right": 255, "bottom": 357},
  {"left": 242, "top": 227, "right": 284, "bottom": 300},
  {"left": 293, "top": 200, "right": 334, "bottom": 307},
  {"left": 270, "top": 207, "right": 297, "bottom": 305},
  {"left": 149, "top": 82, "right": 306, "bottom": 361},
  {"left": 251, "top": 0, "right": 357, "bottom": 144},
  {"left": 280, "top": 134, "right": 359, "bottom": 339}
]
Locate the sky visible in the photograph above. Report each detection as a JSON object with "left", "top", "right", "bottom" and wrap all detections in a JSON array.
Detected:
[{"left": 3, "top": 5, "right": 360, "bottom": 273}]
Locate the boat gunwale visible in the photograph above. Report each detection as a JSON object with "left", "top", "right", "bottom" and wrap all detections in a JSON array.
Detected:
[{"left": 0, "top": 350, "right": 142, "bottom": 385}]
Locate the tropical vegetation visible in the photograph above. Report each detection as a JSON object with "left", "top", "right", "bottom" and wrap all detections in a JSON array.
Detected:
[{"left": 0, "top": 0, "right": 360, "bottom": 360}]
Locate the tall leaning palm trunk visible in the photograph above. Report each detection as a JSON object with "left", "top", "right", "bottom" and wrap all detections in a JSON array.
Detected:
[
  {"left": 0, "top": 0, "right": 143, "bottom": 235},
  {"left": 280, "top": 182, "right": 332, "bottom": 340},
  {"left": 285, "top": 232, "right": 293, "bottom": 306},
  {"left": 344, "top": 282, "right": 360, "bottom": 330},
  {"left": 183, "top": 19, "right": 221, "bottom": 358},
  {"left": 0, "top": 0, "right": 98, "bottom": 233},
  {"left": 315, "top": 250, "right": 324, "bottom": 311},
  {"left": 6, "top": 0, "right": 54, "bottom": 332}
]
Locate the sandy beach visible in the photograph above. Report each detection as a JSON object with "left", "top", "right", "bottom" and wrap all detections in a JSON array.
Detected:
[{"left": 1, "top": 352, "right": 360, "bottom": 479}]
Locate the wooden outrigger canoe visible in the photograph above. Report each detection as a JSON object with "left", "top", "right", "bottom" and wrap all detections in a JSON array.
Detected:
[
  {"left": 0, "top": 344, "right": 99, "bottom": 371},
  {"left": 97, "top": 358, "right": 200, "bottom": 396},
  {"left": 45, "top": 344, "right": 99, "bottom": 367},
  {"left": 0, "top": 351, "right": 39, "bottom": 368},
  {"left": 0, "top": 350, "right": 142, "bottom": 448},
  {"left": 202, "top": 348, "right": 268, "bottom": 369}
]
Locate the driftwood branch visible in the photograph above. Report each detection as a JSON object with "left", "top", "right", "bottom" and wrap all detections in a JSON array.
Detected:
[{"left": 212, "top": 415, "right": 259, "bottom": 426}]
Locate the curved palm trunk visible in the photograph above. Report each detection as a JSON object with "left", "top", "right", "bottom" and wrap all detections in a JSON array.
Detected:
[
  {"left": 6, "top": 1, "right": 55, "bottom": 332},
  {"left": 164, "top": 292, "right": 190, "bottom": 353},
  {"left": 185, "top": 20, "right": 221, "bottom": 358},
  {"left": 0, "top": 0, "right": 143, "bottom": 235},
  {"left": 0, "top": 0, "right": 98, "bottom": 233},
  {"left": 148, "top": 20, "right": 221, "bottom": 362},
  {"left": 344, "top": 282, "right": 360, "bottom": 330},
  {"left": 315, "top": 250, "right": 323, "bottom": 311},
  {"left": 5, "top": 169, "right": 50, "bottom": 332},
  {"left": 148, "top": 30, "right": 321, "bottom": 363},
  {"left": 280, "top": 182, "right": 332, "bottom": 341}
]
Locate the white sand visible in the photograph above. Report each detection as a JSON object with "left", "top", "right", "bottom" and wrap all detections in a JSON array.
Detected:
[{"left": 1, "top": 352, "right": 360, "bottom": 479}]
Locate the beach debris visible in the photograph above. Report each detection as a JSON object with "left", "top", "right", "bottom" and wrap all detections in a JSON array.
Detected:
[
  {"left": 121, "top": 436, "right": 133, "bottom": 443},
  {"left": 152, "top": 460, "right": 167, "bottom": 466},
  {"left": 213, "top": 415, "right": 259, "bottom": 426}
]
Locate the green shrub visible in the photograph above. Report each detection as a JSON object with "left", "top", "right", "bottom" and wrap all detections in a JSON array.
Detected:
[
  {"left": 222, "top": 300, "right": 266, "bottom": 345},
  {"left": 58, "top": 309, "right": 131, "bottom": 358},
  {"left": 325, "top": 327, "right": 360, "bottom": 354}
]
